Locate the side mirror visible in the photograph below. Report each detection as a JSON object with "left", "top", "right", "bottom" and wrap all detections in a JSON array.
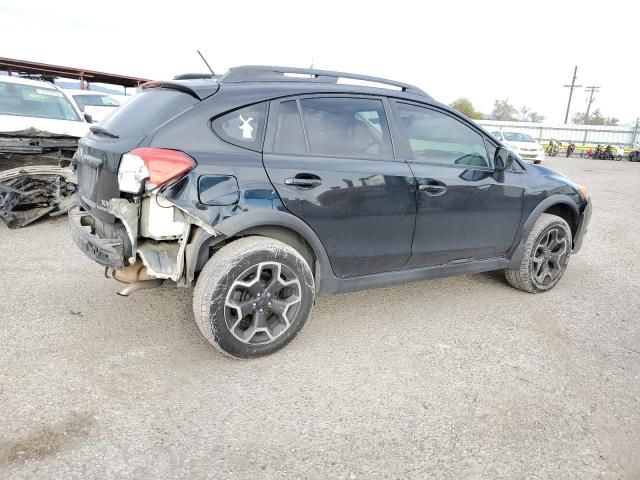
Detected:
[
  {"left": 494, "top": 147, "right": 515, "bottom": 171},
  {"left": 83, "top": 112, "right": 94, "bottom": 124}
]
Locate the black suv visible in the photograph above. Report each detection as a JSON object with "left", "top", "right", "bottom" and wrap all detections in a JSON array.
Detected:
[{"left": 70, "top": 66, "right": 592, "bottom": 358}]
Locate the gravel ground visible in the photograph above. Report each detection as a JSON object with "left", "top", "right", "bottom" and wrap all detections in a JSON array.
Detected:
[{"left": 1, "top": 157, "right": 639, "bottom": 479}]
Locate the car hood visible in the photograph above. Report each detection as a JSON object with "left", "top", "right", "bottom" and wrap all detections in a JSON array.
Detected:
[
  {"left": 0, "top": 115, "right": 90, "bottom": 138},
  {"left": 529, "top": 163, "right": 578, "bottom": 186}
]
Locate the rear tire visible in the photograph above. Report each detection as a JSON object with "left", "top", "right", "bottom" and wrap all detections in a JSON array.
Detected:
[
  {"left": 193, "top": 236, "right": 315, "bottom": 358},
  {"left": 505, "top": 214, "right": 572, "bottom": 293}
]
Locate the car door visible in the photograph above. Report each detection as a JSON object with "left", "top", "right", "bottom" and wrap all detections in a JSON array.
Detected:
[
  {"left": 390, "top": 100, "right": 524, "bottom": 268},
  {"left": 262, "top": 95, "right": 416, "bottom": 277}
]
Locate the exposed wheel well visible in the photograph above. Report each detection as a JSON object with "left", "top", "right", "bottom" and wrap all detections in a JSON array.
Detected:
[
  {"left": 197, "top": 226, "right": 317, "bottom": 277},
  {"left": 543, "top": 204, "right": 577, "bottom": 237}
]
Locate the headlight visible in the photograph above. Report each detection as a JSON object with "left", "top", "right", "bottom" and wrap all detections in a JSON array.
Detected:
[{"left": 577, "top": 184, "right": 590, "bottom": 201}]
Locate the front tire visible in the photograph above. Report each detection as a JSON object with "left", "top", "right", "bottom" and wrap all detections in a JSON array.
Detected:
[
  {"left": 193, "top": 236, "right": 315, "bottom": 358},
  {"left": 505, "top": 214, "right": 572, "bottom": 293}
]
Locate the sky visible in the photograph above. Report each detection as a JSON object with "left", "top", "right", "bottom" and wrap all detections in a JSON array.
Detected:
[{"left": 1, "top": 0, "right": 638, "bottom": 124}]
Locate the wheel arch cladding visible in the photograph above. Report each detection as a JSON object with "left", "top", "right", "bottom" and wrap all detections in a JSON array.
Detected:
[
  {"left": 508, "top": 195, "right": 580, "bottom": 269},
  {"left": 184, "top": 211, "right": 334, "bottom": 290}
]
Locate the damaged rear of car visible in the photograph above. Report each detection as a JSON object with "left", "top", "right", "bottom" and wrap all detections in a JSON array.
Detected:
[
  {"left": 0, "top": 76, "right": 88, "bottom": 228},
  {"left": 70, "top": 79, "right": 219, "bottom": 293}
]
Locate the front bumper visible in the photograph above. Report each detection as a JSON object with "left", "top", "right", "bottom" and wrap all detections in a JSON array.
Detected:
[
  {"left": 518, "top": 150, "right": 545, "bottom": 163},
  {"left": 69, "top": 207, "right": 127, "bottom": 269},
  {"left": 572, "top": 199, "right": 592, "bottom": 254}
]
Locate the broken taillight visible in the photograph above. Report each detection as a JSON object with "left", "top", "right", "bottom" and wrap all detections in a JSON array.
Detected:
[{"left": 117, "top": 148, "right": 195, "bottom": 194}]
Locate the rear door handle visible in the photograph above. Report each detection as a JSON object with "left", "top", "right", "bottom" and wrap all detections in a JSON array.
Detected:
[
  {"left": 418, "top": 182, "right": 447, "bottom": 196},
  {"left": 284, "top": 174, "right": 322, "bottom": 188}
]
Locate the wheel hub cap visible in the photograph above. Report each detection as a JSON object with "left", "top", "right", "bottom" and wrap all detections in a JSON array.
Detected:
[
  {"left": 532, "top": 227, "right": 568, "bottom": 286},
  {"left": 224, "top": 262, "right": 301, "bottom": 345}
]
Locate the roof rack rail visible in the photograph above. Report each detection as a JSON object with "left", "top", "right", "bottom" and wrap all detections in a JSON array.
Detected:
[{"left": 219, "top": 65, "right": 429, "bottom": 97}]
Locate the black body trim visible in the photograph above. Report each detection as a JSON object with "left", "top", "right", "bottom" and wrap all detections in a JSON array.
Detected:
[
  {"left": 507, "top": 195, "right": 583, "bottom": 269},
  {"left": 69, "top": 207, "right": 126, "bottom": 269}
]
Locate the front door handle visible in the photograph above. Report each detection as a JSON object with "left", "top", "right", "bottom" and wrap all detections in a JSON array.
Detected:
[
  {"left": 284, "top": 174, "right": 323, "bottom": 188},
  {"left": 418, "top": 181, "right": 447, "bottom": 196}
]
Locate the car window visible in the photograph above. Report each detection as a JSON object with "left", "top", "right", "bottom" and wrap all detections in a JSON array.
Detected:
[
  {"left": 484, "top": 139, "right": 497, "bottom": 164},
  {"left": 100, "top": 89, "right": 197, "bottom": 138},
  {"left": 273, "top": 100, "right": 307, "bottom": 155},
  {"left": 299, "top": 97, "right": 393, "bottom": 159},
  {"left": 73, "top": 94, "right": 120, "bottom": 110},
  {"left": 504, "top": 132, "right": 535, "bottom": 142},
  {"left": 212, "top": 102, "right": 267, "bottom": 152},
  {"left": 0, "top": 81, "right": 80, "bottom": 121},
  {"left": 396, "top": 103, "right": 490, "bottom": 168}
]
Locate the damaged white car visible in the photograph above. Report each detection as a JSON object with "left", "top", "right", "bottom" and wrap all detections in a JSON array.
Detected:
[{"left": 0, "top": 75, "right": 89, "bottom": 228}]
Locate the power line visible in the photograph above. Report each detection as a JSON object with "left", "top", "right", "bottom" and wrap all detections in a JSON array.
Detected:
[
  {"left": 584, "top": 85, "right": 601, "bottom": 123},
  {"left": 563, "top": 66, "right": 582, "bottom": 124}
]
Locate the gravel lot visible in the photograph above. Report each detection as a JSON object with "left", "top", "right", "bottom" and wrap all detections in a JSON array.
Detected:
[{"left": 1, "top": 157, "right": 639, "bottom": 479}]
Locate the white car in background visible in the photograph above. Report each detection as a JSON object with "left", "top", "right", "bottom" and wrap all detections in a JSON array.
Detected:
[
  {"left": 0, "top": 76, "right": 90, "bottom": 228},
  {"left": 491, "top": 131, "right": 545, "bottom": 164},
  {"left": 0, "top": 75, "right": 89, "bottom": 137},
  {"left": 64, "top": 89, "right": 122, "bottom": 124}
]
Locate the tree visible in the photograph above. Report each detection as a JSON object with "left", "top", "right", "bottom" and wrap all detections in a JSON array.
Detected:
[
  {"left": 491, "top": 99, "right": 518, "bottom": 121},
  {"left": 516, "top": 105, "right": 545, "bottom": 123},
  {"left": 517, "top": 106, "right": 530, "bottom": 122},
  {"left": 449, "top": 98, "right": 484, "bottom": 120},
  {"left": 528, "top": 112, "right": 545, "bottom": 123},
  {"left": 573, "top": 109, "right": 619, "bottom": 126}
]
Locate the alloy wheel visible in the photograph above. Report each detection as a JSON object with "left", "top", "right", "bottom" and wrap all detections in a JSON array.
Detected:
[
  {"left": 531, "top": 227, "right": 569, "bottom": 286},
  {"left": 224, "top": 262, "right": 302, "bottom": 345}
]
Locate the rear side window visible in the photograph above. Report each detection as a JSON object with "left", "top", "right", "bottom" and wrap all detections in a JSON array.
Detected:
[
  {"left": 99, "top": 89, "right": 197, "bottom": 138},
  {"left": 299, "top": 97, "right": 393, "bottom": 159},
  {"left": 396, "top": 102, "right": 490, "bottom": 168},
  {"left": 212, "top": 102, "right": 267, "bottom": 152},
  {"left": 273, "top": 100, "right": 306, "bottom": 155}
]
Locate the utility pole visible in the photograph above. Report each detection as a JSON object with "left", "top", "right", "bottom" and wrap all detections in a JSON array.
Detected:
[
  {"left": 583, "top": 86, "right": 601, "bottom": 124},
  {"left": 563, "top": 66, "right": 582, "bottom": 124}
]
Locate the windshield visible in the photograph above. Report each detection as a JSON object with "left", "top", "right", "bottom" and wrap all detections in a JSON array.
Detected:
[
  {"left": 0, "top": 81, "right": 80, "bottom": 121},
  {"left": 73, "top": 94, "right": 120, "bottom": 110},
  {"left": 504, "top": 132, "right": 535, "bottom": 142}
]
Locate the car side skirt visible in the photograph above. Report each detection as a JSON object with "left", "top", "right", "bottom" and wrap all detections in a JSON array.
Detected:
[{"left": 318, "top": 257, "right": 510, "bottom": 295}]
